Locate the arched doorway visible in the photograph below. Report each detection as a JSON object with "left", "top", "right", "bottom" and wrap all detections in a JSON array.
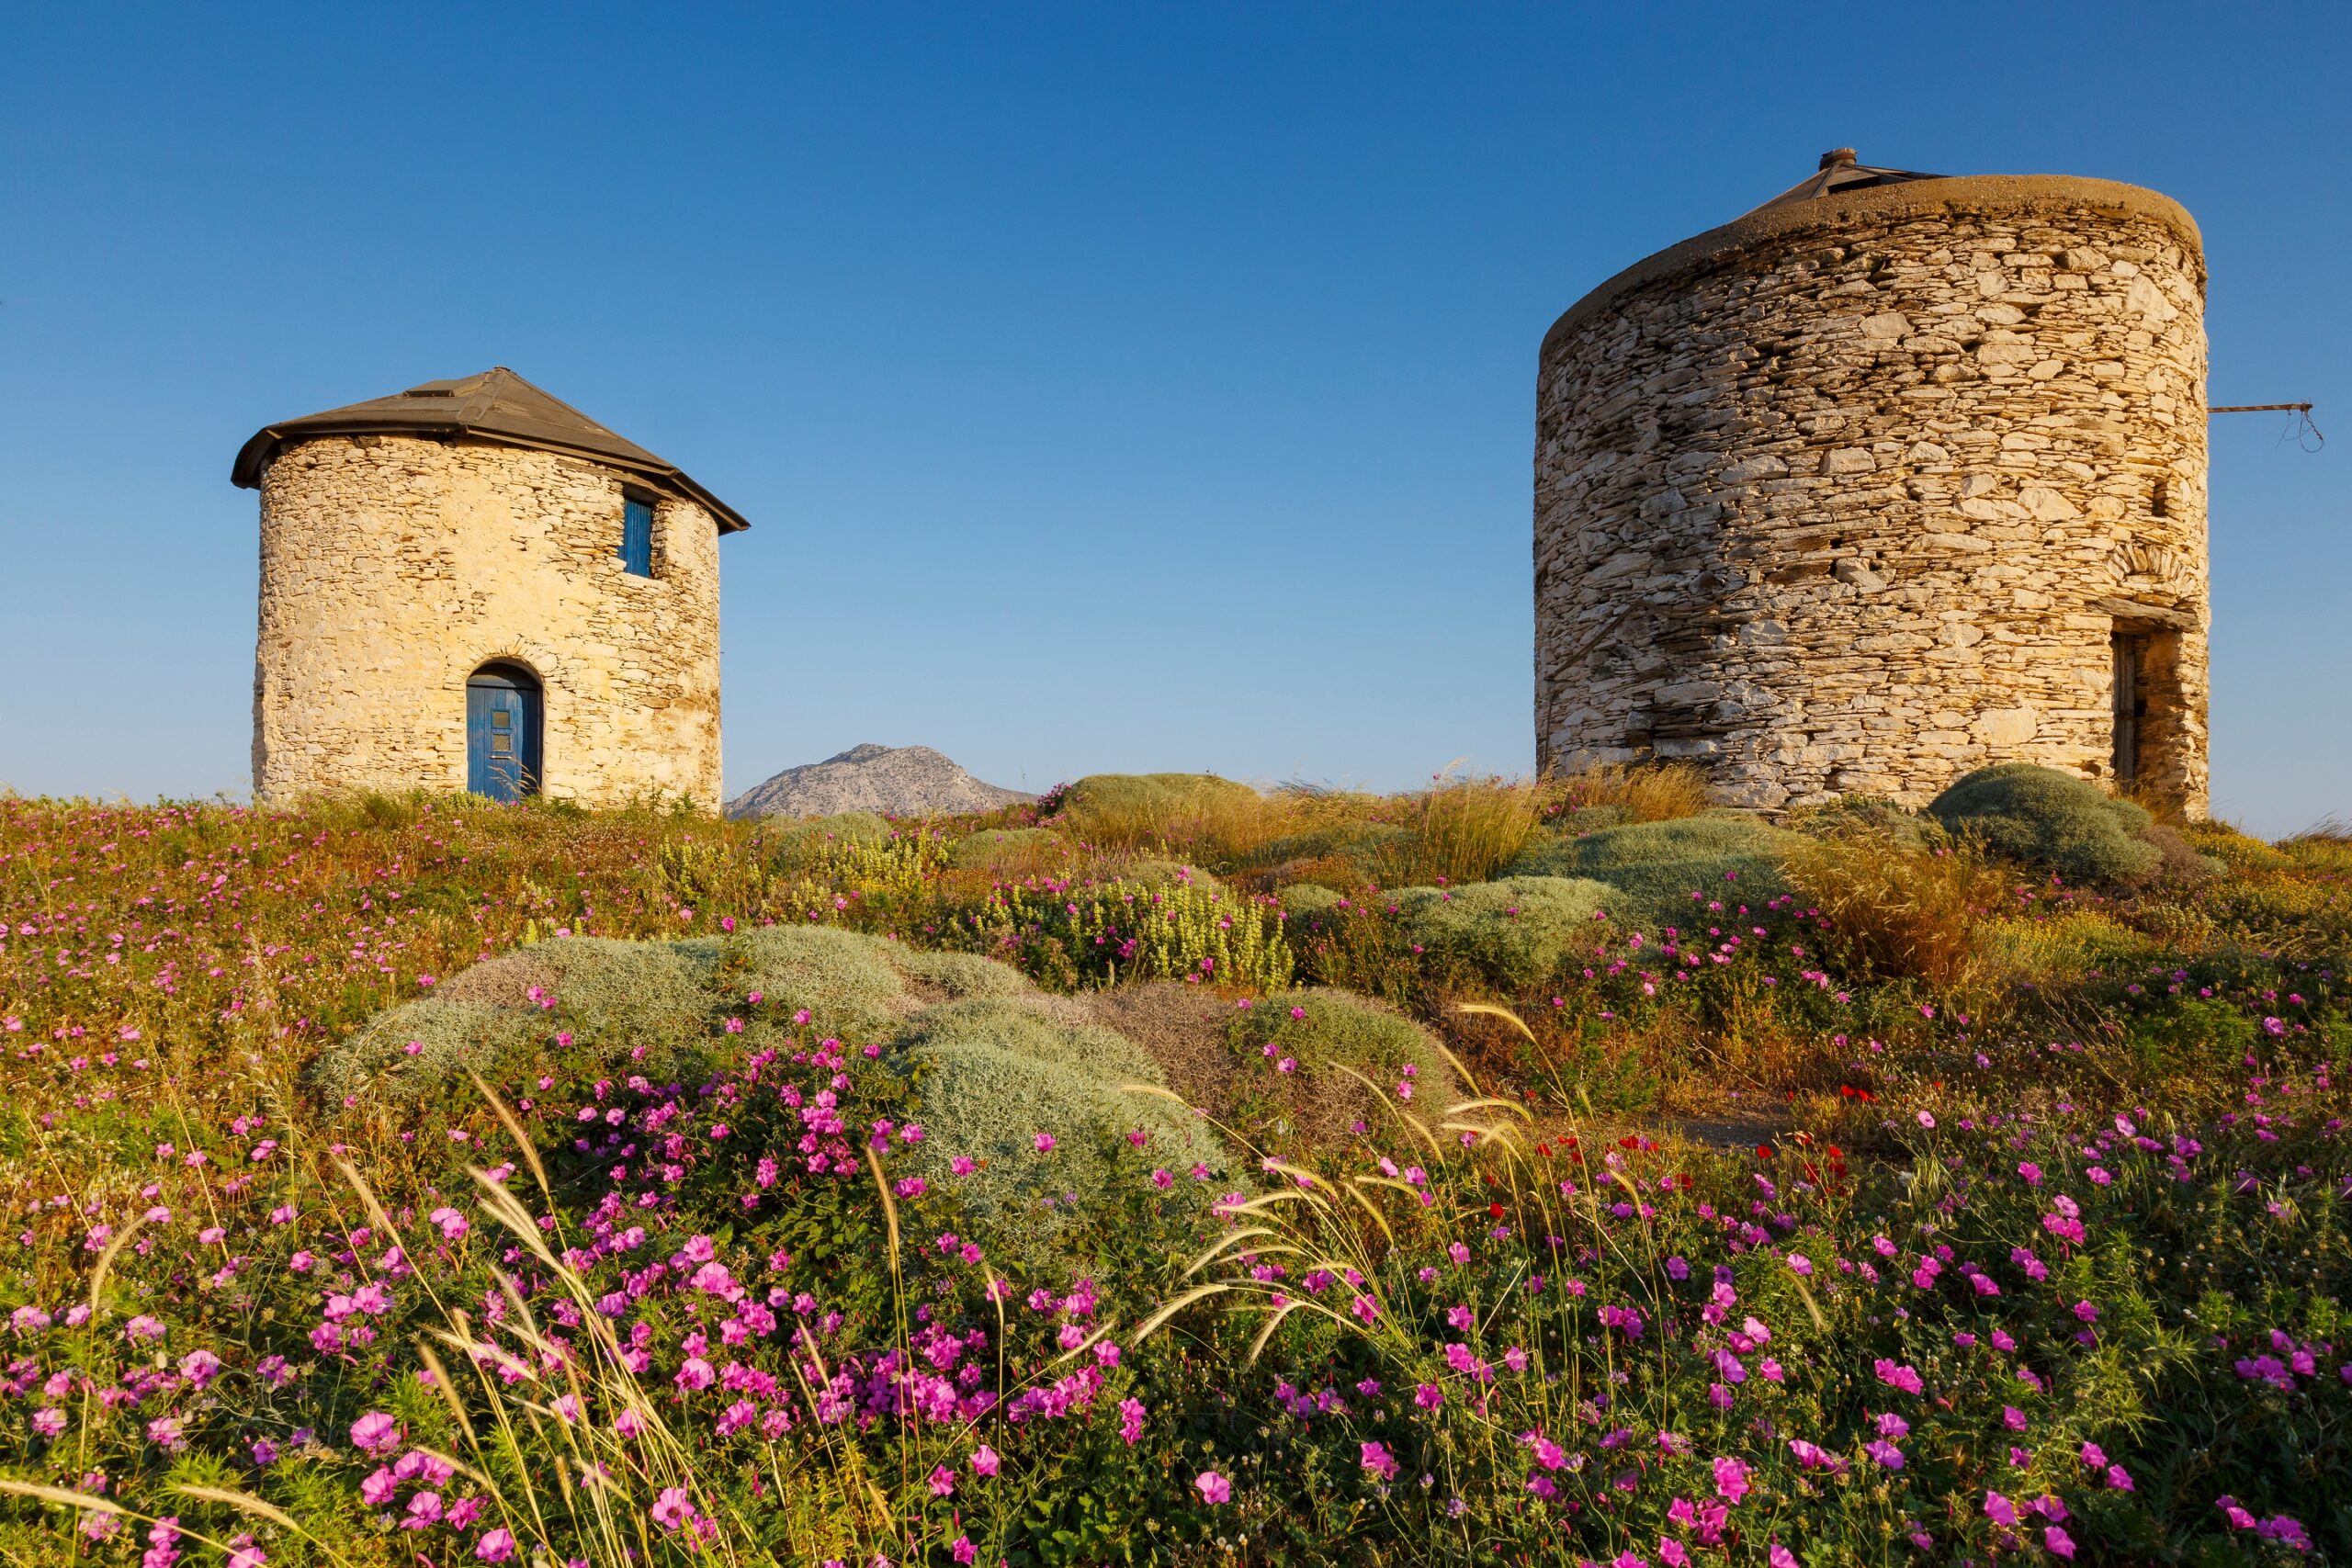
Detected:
[{"left": 466, "top": 662, "right": 543, "bottom": 801}]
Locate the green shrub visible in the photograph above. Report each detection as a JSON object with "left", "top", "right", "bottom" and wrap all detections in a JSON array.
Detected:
[
  {"left": 534, "top": 936, "right": 719, "bottom": 1047},
  {"left": 1389, "top": 876, "right": 1617, "bottom": 991},
  {"left": 1929, "top": 763, "right": 2163, "bottom": 889},
  {"left": 1510, "top": 815, "right": 1796, "bottom": 883},
  {"left": 1227, "top": 988, "right": 1462, "bottom": 1136},
  {"left": 767, "top": 810, "right": 895, "bottom": 867},
  {"left": 312, "top": 929, "right": 1049, "bottom": 1108},
  {"left": 311, "top": 998, "right": 545, "bottom": 1103},
  {"left": 1506, "top": 817, "right": 1798, "bottom": 931},
  {"left": 314, "top": 936, "right": 717, "bottom": 1103},
  {"left": 1276, "top": 883, "right": 1349, "bottom": 918},
  {"left": 1260, "top": 821, "right": 1401, "bottom": 866},
  {"left": 695, "top": 926, "right": 915, "bottom": 1038},
  {"left": 1122, "top": 858, "right": 1222, "bottom": 893},
  {"left": 894, "top": 997, "right": 1226, "bottom": 1261},
  {"left": 892, "top": 947, "right": 1033, "bottom": 998},
  {"left": 1272, "top": 881, "right": 1370, "bottom": 947},
  {"left": 897, "top": 998, "right": 1166, "bottom": 1087},
  {"left": 946, "top": 827, "right": 1065, "bottom": 870}
]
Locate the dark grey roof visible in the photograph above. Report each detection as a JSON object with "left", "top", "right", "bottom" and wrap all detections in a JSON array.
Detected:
[
  {"left": 231, "top": 367, "right": 748, "bottom": 533},
  {"left": 1740, "top": 149, "right": 1946, "bottom": 217}
]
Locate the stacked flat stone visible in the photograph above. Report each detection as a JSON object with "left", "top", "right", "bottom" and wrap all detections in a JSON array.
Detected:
[
  {"left": 1534, "top": 167, "right": 2209, "bottom": 816},
  {"left": 252, "top": 434, "right": 724, "bottom": 807}
]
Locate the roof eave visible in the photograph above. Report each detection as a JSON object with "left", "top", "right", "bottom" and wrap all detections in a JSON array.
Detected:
[{"left": 231, "top": 421, "right": 751, "bottom": 534}]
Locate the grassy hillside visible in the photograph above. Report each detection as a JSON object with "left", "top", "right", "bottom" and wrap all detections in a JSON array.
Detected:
[{"left": 0, "top": 772, "right": 2344, "bottom": 1564}]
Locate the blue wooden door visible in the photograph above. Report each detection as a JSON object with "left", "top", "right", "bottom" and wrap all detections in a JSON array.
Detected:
[{"left": 466, "top": 667, "right": 542, "bottom": 801}]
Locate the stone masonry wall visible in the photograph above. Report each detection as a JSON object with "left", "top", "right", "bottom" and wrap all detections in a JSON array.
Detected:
[
  {"left": 254, "top": 435, "right": 723, "bottom": 807},
  {"left": 1534, "top": 176, "right": 2209, "bottom": 817}
]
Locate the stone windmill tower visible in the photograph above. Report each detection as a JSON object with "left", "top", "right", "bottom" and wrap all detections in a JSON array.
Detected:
[
  {"left": 1534, "top": 152, "right": 2209, "bottom": 817},
  {"left": 232, "top": 368, "right": 747, "bottom": 807}
]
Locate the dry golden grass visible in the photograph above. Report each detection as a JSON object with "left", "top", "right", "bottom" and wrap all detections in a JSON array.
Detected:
[
  {"left": 1545, "top": 761, "right": 1712, "bottom": 823},
  {"left": 1052, "top": 774, "right": 1263, "bottom": 852},
  {"left": 1362, "top": 777, "right": 1544, "bottom": 887},
  {"left": 1059, "top": 776, "right": 1399, "bottom": 874},
  {"left": 1782, "top": 830, "right": 2015, "bottom": 990}
]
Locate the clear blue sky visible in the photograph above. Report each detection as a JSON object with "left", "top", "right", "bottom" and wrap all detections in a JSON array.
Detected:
[{"left": 2, "top": 3, "right": 2344, "bottom": 835}]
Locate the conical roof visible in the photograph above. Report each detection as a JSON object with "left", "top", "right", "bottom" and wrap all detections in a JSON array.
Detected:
[
  {"left": 1740, "top": 148, "right": 1946, "bottom": 217},
  {"left": 232, "top": 367, "right": 748, "bottom": 533}
]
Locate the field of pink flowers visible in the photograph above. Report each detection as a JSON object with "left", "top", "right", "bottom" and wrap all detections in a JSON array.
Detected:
[{"left": 0, "top": 785, "right": 2345, "bottom": 1565}]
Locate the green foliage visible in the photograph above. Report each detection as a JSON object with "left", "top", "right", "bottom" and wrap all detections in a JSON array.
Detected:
[
  {"left": 1275, "top": 882, "right": 1349, "bottom": 919},
  {"left": 2120, "top": 996, "right": 2262, "bottom": 1079},
  {"left": 892, "top": 946, "right": 1034, "bottom": 998},
  {"left": 1226, "top": 987, "right": 1462, "bottom": 1138},
  {"left": 310, "top": 996, "right": 543, "bottom": 1102},
  {"left": 537, "top": 935, "right": 721, "bottom": 1046},
  {"left": 1507, "top": 816, "right": 1799, "bottom": 931},
  {"left": 952, "top": 879, "right": 1295, "bottom": 993},
  {"left": 304, "top": 786, "right": 436, "bottom": 832},
  {"left": 1976, "top": 911, "right": 2150, "bottom": 986},
  {"left": 899, "top": 998, "right": 1167, "bottom": 1087},
  {"left": 1930, "top": 762, "right": 2165, "bottom": 889},
  {"left": 315, "top": 935, "right": 721, "bottom": 1101},
  {"left": 1120, "top": 858, "right": 1221, "bottom": 893},
  {"left": 314, "top": 928, "right": 1028, "bottom": 1102},
  {"left": 1389, "top": 875, "right": 1617, "bottom": 991},
  {"left": 698, "top": 925, "right": 919, "bottom": 1037},
  {"left": 658, "top": 833, "right": 776, "bottom": 910},
  {"left": 767, "top": 810, "right": 896, "bottom": 864},
  {"left": 8, "top": 790, "right": 2352, "bottom": 1565},
  {"left": 895, "top": 998, "right": 1226, "bottom": 1260}
]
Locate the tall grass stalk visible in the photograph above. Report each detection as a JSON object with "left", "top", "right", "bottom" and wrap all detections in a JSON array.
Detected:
[{"left": 1364, "top": 777, "right": 1544, "bottom": 886}]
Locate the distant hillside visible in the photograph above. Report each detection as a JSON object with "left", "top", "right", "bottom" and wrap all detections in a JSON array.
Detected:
[{"left": 725, "top": 743, "right": 1035, "bottom": 820}]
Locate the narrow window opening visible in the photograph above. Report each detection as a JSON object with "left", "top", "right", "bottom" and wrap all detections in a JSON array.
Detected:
[
  {"left": 2151, "top": 478, "right": 2170, "bottom": 519},
  {"left": 618, "top": 495, "right": 655, "bottom": 578}
]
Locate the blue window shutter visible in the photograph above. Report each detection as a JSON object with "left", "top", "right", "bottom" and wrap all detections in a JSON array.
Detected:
[{"left": 620, "top": 498, "right": 654, "bottom": 577}]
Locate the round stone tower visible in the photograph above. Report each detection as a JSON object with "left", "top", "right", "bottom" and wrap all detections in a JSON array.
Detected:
[
  {"left": 1535, "top": 152, "right": 2209, "bottom": 816},
  {"left": 233, "top": 368, "right": 746, "bottom": 808}
]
